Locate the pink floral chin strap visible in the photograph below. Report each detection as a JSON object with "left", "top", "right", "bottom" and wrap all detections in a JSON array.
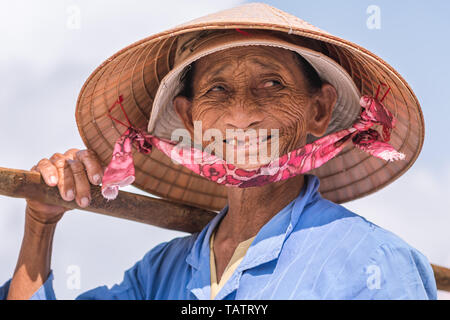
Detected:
[{"left": 101, "top": 85, "right": 405, "bottom": 200}]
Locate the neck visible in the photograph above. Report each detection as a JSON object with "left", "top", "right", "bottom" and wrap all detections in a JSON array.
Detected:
[{"left": 215, "top": 175, "right": 305, "bottom": 244}]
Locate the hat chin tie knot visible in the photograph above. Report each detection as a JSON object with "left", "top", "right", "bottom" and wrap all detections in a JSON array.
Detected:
[{"left": 100, "top": 84, "right": 405, "bottom": 200}]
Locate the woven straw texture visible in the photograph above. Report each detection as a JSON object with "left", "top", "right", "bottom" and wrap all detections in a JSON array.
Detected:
[{"left": 75, "top": 3, "right": 424, "bottom": 211}]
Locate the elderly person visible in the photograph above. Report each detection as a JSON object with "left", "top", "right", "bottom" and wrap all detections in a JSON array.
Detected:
[{"left": 2, "top": 3, "right": 437, "bottom": 300}]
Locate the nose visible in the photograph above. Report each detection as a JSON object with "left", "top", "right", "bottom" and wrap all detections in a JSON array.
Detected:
[{"left": 223, "top": 105, "right": 264, "bottom": 130}]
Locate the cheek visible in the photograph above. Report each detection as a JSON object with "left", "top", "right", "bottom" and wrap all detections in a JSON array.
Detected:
[
  {"left": 190, "top": 101, "right": 226, "bottom": 148},
  {"left": 191, "top": 100, "right": 224, "bottom": 126},
  {"left": 267, "top": 90, "right": 311, "bottom": 152}
]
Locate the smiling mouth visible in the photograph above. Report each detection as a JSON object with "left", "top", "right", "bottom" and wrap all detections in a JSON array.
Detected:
[{"left": 223, "top": 135, "right": 272, "bottom": 146}]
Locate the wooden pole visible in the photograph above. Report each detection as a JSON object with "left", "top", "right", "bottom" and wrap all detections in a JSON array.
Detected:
[
  {"left": 432, "top": 264, "right": 450, "bottom": 293},
  {"left": 0, "top": 166, "right": 449, "bottom": 293},
  {"left": 0, "top": 167, "right": 215, "bottom": 234}
]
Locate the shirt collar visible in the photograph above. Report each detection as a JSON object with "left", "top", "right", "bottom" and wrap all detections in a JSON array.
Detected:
[{"left": 185, "top": 174, "right": 322, "bottom": 299}]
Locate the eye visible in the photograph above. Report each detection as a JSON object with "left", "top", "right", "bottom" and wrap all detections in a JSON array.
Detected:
[
  {"left": 208, "top": 85, "right": 226, "bottom": 93},
  {"left": 262, "top": 80, "right": 282, "bottom": 88}
]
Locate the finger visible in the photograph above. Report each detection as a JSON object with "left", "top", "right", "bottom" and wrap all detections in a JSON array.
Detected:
[
  {"left": 60, "top": 161, "right": 76, "bottom": 202},
  {"left": 64, "top": 148, "right": 80, "bottom": 160},
  {"left": 49, "top": 153, "right": 75, "bottom": 202},
  {"left": 75, "top": 149, "right": 104, "bottom": 185},
  {"left": 66, "top": 158, "right": 91, "bottom": 208},
  {"left": 36, "top": 158, "right": 59, "bottom": 187}
]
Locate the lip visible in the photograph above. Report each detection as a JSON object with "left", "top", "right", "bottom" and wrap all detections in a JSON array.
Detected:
[
  {"left": 223, "top": 135, "right": 272, "bottom": 146},
  {"left": 222, "top": 135, "right": 275, "bottom": 161}
]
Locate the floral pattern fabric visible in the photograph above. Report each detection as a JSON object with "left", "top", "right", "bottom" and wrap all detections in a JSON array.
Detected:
[{"left": 101, "top": 89, "right": 405, "bottom": 200}]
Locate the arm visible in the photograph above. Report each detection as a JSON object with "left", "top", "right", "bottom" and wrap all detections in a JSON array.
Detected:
[
  {"left": 326, "top": 240, "right": 437, "bottom": 300},
  {"left": 364, "top": 243, "right": 438, "bottom": 300},
  {"left": 3, "top": 148, "right": 105, "bottom": 299},
  {"left": 6, "top": 207, "right": 57, "bottom": 300},
  {"left": 346, "top": 242, "right": 438, "bottom": 300},
  {"left": 74, "top": 239, "right": 189, "bottom": 300},
  {"left": 3, "top": 227, "right": 172, "bottom": 300}
]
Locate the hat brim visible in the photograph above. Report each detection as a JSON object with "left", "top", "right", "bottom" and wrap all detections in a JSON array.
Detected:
[{"left": 75, "top": 3, "right": 424, "bottom": 212}]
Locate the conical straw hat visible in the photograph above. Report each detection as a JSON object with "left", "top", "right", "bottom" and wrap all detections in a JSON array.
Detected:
[{"left": 75, "top": 3, "right": 424, "bottom": 211}]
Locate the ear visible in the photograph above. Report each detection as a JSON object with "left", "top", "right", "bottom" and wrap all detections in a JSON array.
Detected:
[
  {"left": 307, "top": 83, "right": 337, "bottom": 137},
  {"left": 173, "top": 95, "right": 194, "bottom": 135}
]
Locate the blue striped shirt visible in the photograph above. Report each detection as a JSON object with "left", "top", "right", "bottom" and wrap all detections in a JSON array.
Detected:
[{"left": 0, "top": 175, "right": 437, "bottom": 299}]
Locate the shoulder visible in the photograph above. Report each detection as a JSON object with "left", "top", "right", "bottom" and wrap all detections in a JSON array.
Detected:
[
  {"left": 75, "top": 234, "right": 199, "bottom": 300},
  {"left": 299, "top": 197, "right": 417, "bottom": 250},
  {"left": 290, "top": 198, "right": 437, "bottom": 299},
  {"left": 127, "top": 233, "right": 199, "bottom": 299},
  {"left": 141, "top": 232, "right": 198, "bottom": 268}
]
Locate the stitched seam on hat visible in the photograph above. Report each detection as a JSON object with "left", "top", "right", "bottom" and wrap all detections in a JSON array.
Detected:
[{"left": 268, "top": 6, "right": 294, "bottom": 34}]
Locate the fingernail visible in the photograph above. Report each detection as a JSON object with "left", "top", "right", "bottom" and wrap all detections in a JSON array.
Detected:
[
  {"left": 80, "top": 197, "right": 90, "bottom": 207},
  {"left": 50, "top": 176, "right": 57, "bottom": 185},
  {"left": 66, "top": 189, "right": 74, "bottom": 200},
  {"left": 93, "top": 174, "right": 101, "bottom": 184}
]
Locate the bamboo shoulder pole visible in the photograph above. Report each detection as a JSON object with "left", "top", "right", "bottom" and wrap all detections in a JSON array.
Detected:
[
  {"left": 0, "top": 167, "right": 215, "bottom": 233},
  {"left": 0, "top": 166, "right": 449, "bottom": 292}
]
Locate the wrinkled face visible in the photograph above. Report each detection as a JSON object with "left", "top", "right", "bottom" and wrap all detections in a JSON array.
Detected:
[{"left": 174, "top": 46, "right": 337, "bottom": 170}]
